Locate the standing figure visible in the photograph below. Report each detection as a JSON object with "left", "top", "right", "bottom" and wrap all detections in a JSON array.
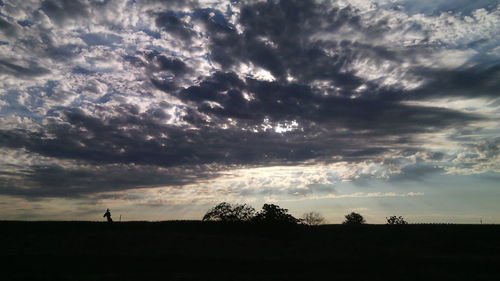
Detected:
[{"left": 103, "top": 208, "right": 113, "bottom": 223}]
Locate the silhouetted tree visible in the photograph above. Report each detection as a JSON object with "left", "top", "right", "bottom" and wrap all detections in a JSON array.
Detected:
[
  {"left": 302, "top": 211, "right": 326, "bottom": 226},
  {"left": 253, "top": 204, "right": 299, "bottom": 224},
  {"left": 202, "top": 202, "right": 256, "bottom": 222},
  {"left": 386, "top": 215, "right": 408, "bottom": 225},
  {"left": 342, "top": 212, "right": 365, "bottom": 225}
]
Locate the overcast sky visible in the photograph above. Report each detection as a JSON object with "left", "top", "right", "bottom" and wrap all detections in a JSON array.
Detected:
[{"left": 0, "top": 0, "right": 499, "bottom": 223}]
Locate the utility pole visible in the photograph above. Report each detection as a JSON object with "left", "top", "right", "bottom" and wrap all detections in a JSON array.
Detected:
[{"left": 119, "top": 215, "right": 122, "bottom": 222}]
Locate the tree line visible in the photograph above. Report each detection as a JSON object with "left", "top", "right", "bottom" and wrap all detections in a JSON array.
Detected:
[{"left": 202, "top": 202, "right": 408, "bottom": 225}]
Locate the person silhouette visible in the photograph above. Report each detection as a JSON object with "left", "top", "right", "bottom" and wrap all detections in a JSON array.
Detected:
[{"left": 103, "top": 208, "right": 113, "bottom": 223}]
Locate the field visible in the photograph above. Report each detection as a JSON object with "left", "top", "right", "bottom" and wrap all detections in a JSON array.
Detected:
[{"left": 2, "top": 221, "right": 499, "bottom": 280}]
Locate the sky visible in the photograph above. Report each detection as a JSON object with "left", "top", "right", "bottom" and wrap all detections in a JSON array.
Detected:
[{"left": 0, "top": 0, "right": 499, "bottom": 223}]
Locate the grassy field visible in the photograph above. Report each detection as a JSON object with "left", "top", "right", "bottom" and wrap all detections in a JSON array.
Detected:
[{"left": 2, "top": 221, "right": 499, "bottom": 280}]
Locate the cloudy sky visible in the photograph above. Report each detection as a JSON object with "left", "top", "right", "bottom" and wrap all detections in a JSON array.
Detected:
[{"left": 0, "top": 0, "right": 499, "bottom": 223}]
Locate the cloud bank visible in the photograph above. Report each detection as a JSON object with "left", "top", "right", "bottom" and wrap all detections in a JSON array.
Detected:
[{"left": 0, "top": 0, "right": 499, "bottom": 204}]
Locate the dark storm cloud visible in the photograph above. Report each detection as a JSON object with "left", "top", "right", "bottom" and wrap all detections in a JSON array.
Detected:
[
  {"left": 149, "top": 54, "right": 190, "bottom": 82},
  {"left": 0, "top": 17, "right": 19, "bottom": 37},
  {"left": 182, "top": 0, "right": 498, "bottom": 100},
  {"left": 0, "top": 92, "right": 482, "bottom": 174},
  {"left": 0, "top": 163, "right": 221, "bottom": 198},
  {"left": 140, "top": 50, "right": 193, "bottom": 92},
  {"left": 0, "top": 59, "right": 50, "bottom": 77},
  {"left": 410, "top": 64, "right": 500, "bottom": 99},
  {"left": 200, "top": 0, "right": 366, "bottom": 83},
  {"left": 0, "top": 0, "right": 497, "bottom": 199},
  {"left": 40, "top": 0, "right": 90, "bottom": 25},
  {"left": 154, "top": 55, "right": 189, "bottom": 75},
  {"left": 188, "top": 0, "right": 421, "bottom": 96},
  {"left": 44, "top": 42, "right": 83, "bottom": 62},
  {"left": 180, "top": 72, "right": 245, "bottom": 103},
  {"left": 176, "top": 71, "right": 483, "bottom": 133},
  {"left": 155, "top": 11, "right": 197, "bottom": 41}
]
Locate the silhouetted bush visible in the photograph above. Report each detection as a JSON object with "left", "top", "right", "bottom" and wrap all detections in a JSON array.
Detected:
[
  {"left": 342, "top": 212, "right": 365, "bottom": 225},
  {"left": 252, "top": 204, "right": 299, "bottom": 224},
  {"left": 301, "top": 211, "right": 326, "bottom": 226},
  {"left": 202, "top": 202, "right": 256, "bottom": 222},
  {"left": 386, "top": 215, "right": 408, "bottom": 225}
]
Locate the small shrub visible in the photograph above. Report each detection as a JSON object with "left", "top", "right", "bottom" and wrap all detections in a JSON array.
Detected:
[
  {"left": 386, "top": 215, "right": 408, "bottom": 225},
  {"left": 253, "top": 204, "right": 299, "bottom": 224},
  {"left": 302, "top": 212, "right": 326, "bottom": 226},
  {"left": 202, "top": 202, "right": 256, "bottom": 222},
  {"left": 342, "top": 212, "right": 365, "bottom": 225}
]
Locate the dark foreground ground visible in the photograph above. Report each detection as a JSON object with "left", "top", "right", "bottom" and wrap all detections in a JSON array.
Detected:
[{"left": 1, "top": 221, "right": 499, "bottom": 281}]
